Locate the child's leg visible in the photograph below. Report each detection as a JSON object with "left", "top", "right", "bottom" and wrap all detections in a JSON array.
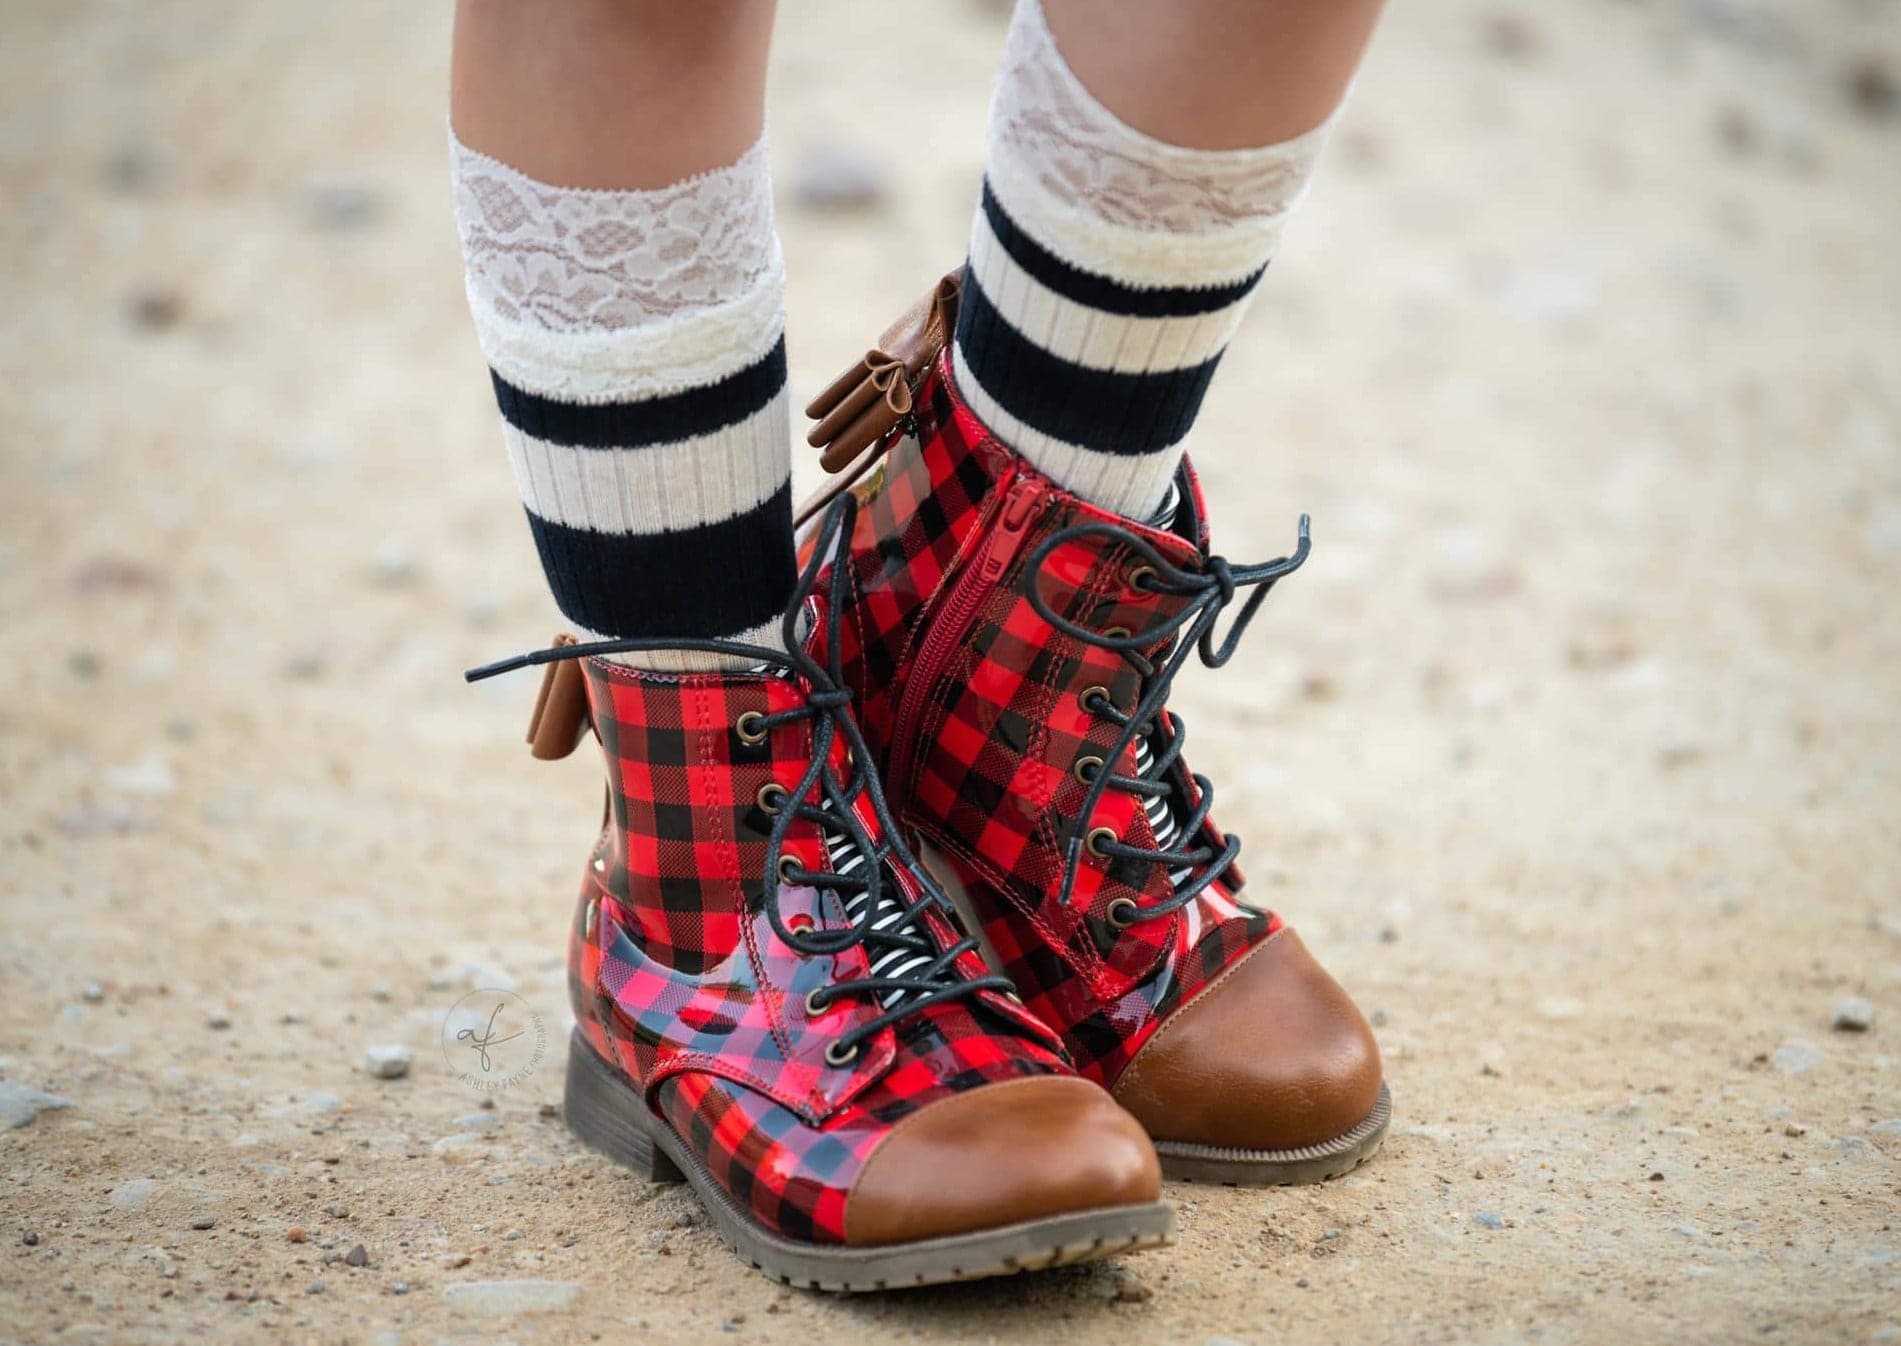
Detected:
[
  {"left": 451, "top": 0, "right": 789, "bottom": 670},
  {"left": 953, "top": 0, "right": 1386, "bottom": 520}
]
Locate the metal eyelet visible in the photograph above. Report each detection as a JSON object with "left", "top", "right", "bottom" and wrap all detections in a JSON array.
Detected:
[
  {"left": 803, "top": 987, "right": 831, "bottom": 1018},
  {"left": 590, "top": 853, "right": 608, "bottom": 874},
  {"left": 1085, "top": 826, "right": 1119, "bottom": 859},
  {"left": 583, "top": 900, "right": 599, "bottom": 940},
  {"left": 735, "top": 711, "right": 769, "bottom": 745},
  {"left": 1128, "top": 565, "right": 1157, "bottom": 592},
  {"left": 1102, "top": 626, "right": 1132, "bottom": 640},
  {"left": 777, "top": 854, "right": 802, "bottom": 884},
  {"left": 1073, "top": 755, "right": 1104, "bottom": 784},
  {"left": 757, "top": 783, "right": 788, "bottom": 815},
  {"left": 1004, "top": 990, "right": 1024, "bottom": 1005},
  {"left": 1106, "top": 896, "right": 1141, "bottom": 929},
  {"left": 1079, "top": 685, "right": 1113, "bottom": 715},
  {"left": 825, "top": 1040, "right": 859, "bottom": 1068}
]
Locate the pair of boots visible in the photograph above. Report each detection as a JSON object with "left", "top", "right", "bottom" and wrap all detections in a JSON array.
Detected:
[{"left": 471, "top": 276, "right": 1387, "bottom": 1291}]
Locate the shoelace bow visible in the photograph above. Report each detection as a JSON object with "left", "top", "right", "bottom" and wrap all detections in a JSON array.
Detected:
[
  {"left": 1024, "top": 513, "right": 1312, "bottom": 922},
  {"left": 467, "top": 493, "right": 1012, "bottom": 1061}
]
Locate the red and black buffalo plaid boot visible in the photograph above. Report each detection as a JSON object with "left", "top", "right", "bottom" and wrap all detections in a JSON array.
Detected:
[
  {"left": 467, "top": 497, "right": 1170, "bottom": 1291},
  {"left": 798, "top": 276, "right": 1388, "bottom": 1185}
]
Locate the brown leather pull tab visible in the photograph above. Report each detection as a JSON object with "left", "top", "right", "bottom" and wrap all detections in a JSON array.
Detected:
[
  {"left": 526, "top": 634, "right": 591, "bottom": 761},
  {"left": 804, "top": 269, "right": 963, "bottom": 474}
]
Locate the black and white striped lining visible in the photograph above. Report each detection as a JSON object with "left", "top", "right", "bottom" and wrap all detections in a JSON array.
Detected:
[
  {"left": 491, "top": 337, "right": 795, "bottom": 651},
  {"left": 821, "top": 823, "right": 941, "bottom": 1012}
]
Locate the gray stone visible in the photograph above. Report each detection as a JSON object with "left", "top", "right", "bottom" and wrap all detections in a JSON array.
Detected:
[
  {"left": 109, "top": 1179, "right": 158, "bottom": 1210},
  {"left": 454, "top": 1112, "right": 503, "bottom": 1132},
  {"left": 790, "top": 147, "right": 888, "bottom": 213},
  {"left": 443, "top": 1280, "right": 583, "bottom": 1315},
  {"left": 1770, "top": 1039, "right": 1821, "bottom": 1074},
  {"left": 363, "top": 1043, "right": 413, "bottom": 1080},
  {"left": 0, "top": 1080, "right": 74, "bottom": 1129},
  {"left": 1831, "top": 997, "right": 1875, "bottom": 1032},
  {"left": 1473, "top": 1211, "right": 1504, "bottom": 1230},
  {"left": 301, "top": 178, "right": 385, "bottom": 233}
]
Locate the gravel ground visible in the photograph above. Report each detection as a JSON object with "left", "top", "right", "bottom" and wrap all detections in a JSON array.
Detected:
[{"left": 2, "top": 1, "right": 1898, "bottom": 1342}]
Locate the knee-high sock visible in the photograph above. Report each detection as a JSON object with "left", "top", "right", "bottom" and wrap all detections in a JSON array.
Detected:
[
  {"left": 452, "top": 130, "right": 793, "bottom": 671},
  {"left": 954, "top": 0, "right": 1337, "bottom": 520}
]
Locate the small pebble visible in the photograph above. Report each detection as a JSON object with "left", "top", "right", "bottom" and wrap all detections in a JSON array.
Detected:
[
  {"left": 790, "top": 147, "right": 888, "bottom": 213},
  {"left": 301, "top": 178, "right": 386, "bottom": 232},
  {"left": 1845, "top": 56, "right": 1898, "bottom": 121},
  {"left": 1830, "top": 997, "right": 1875, "bottom": 1033},
  {"left": 344, "top": 1243, "right": 370, "bottom": 1268},
  {"left": 1110, "top": 1278, "right": 1154, "bottom": 1304},
  {"left": 206, "top": 1010, "right": 232, "bottom": 1031},
  {"left": 370, "top": 541, "right": 419, "bottom": 587},
  {"left": 287, "top": 1226, "right": 309, "bottom": 1244},
  {"left": 0, "top": 1080, "right": 74, "bottom": 1130},
  {"left": 125, "top": 289, "right": 185, "bottom": 332},
  {"left": 363, "top": 1043, "right": 413, "bottom": 1079},
  {"left": 190, "top": 1217, "right": 216, "bottom": 1231},
  {"left": 307, "top": 1280, "right": 326, "bottom": 1296},
  {"left": 1474, "top": 1211, "right": 1505, "bottom": 1230},
  {"left": 81, "top": 982, "right": 105, "bottom": 1004},
  {"left": 22, "top": 1232, "right": 40, "bottom": 1246},
  {"left": 1770, "top": 1039, "right": 1820, "bottom": 1074}
]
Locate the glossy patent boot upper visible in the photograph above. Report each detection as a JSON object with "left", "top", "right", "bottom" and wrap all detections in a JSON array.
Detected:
[
  {"left": 468, "top": 496, "right": 1169, "bottom": 1289},
  {"left": 802, "top": 287, "right": 1388, "bottom": 1183}
]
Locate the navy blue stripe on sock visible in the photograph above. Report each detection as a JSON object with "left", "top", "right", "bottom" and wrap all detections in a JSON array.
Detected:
[
  {"left": 980, "top": 179, "right": 1265, "bottom": 319},
  {"left": 956, "top": 271, "right": 1222, "bottom": 457},
  {"left": 491, "top": 336, "right": 787, "bottom": 449},
  {"left": 523, "top": 481, "right": 796, "bottom": 641}
]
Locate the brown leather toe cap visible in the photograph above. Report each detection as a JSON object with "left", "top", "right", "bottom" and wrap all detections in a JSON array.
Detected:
[
  {"left": 843, "top": 1074, "right": 1161, "bottom": 1247},
  {"left": 1112, "top": 927, "right": 1382, "bottom": 1153}
]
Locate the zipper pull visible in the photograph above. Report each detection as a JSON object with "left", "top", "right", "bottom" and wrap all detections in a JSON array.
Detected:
[{"left": 979, "top": 484, "right": 1045, "bottom": 584}]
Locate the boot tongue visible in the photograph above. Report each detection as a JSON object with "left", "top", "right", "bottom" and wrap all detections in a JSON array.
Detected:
[
  {"left": 818, "top": 827, "right": 941, "bottom": 1011},
  {"left": 1130, "top": 478, "right": 1196, "bottom": 890}
]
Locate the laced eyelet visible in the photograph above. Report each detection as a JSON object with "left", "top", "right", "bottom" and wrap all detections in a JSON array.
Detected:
[
  {"left": 1085, "top": 826, "right": 1118, "bottom": 859},
  {"left": 1106, "top": 896, "right": 1141, "bottom": 929},
  {"left": 777, "top": 854, "right": 802, "bottom": 884},
  {"left": 1128, "top": 565, "right": 1157, "bottom": 593},
  {"left": 1079, "top": 685, "right": 1113, "bottom": 715},
  {"left": 757, "top": 783, "right": 788, "bottom": 815},
  {"left": 803, "top": 987, "right": 831, "bottom": 1017},
  {"left": 1073, "top": 755, "right": 1104, "bottom": 784},
  {"left": 785, "top": 913, "right": 814, "bottom": 935},
  {"left": 824, "top": 1040, "right": 859, "bottom": 1068},
  {"left": 1102, "top": 626, "right": 1132, "bottom": 640},
  {"left": 735, "top": 711, "right": 769, "bottom": 745}
]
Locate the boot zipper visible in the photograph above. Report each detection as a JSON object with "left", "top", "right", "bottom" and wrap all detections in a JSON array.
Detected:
[{"left": 886, "top": 476, "right": 1049, "bottom": 806}]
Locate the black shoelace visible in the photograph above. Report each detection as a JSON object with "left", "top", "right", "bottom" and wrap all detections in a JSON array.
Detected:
[
  {"left": 467, "top": 494, "right": 1012, "bottom": 1064},
  {"left": 1024, "top": 513, "right": 1312, "bottom": 923}
]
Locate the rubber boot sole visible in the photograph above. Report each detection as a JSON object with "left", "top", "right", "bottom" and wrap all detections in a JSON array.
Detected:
[
  {"left": 1152, "top": 1084, "right": 1392, "bottom": 1186},
  {"left": 563, "top": 1030, "right": 1175, "bottom": 1292}
]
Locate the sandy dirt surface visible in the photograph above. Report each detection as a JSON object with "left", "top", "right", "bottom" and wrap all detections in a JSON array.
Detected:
[{"left": 3, "top": 1, "right": 1899, "bottom": 1342}]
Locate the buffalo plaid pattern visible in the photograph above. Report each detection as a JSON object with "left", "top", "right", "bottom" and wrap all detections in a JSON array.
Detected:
[
  {"left": 819, "top": 355, "right": 1280, "bottom": 1085},
  {"left": 809, "top": 378, "right": 1014, "bottom": 770},
  {"left": 567, "top": 654, "right": 1068, "bottom": 1244}
]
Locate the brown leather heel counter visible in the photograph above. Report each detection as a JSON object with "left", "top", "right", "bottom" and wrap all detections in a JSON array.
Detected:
[
  {"left": 1112, "top": 928, "right": 1382, "bottom": 1153},
  {"left": 843, "top": 1075, "right": 1161, "bottom": 1247}
]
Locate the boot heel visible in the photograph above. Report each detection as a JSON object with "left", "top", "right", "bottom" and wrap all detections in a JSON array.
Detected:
[{"left": 563, "top": 1030, "right": 685, "bottom": 1183}]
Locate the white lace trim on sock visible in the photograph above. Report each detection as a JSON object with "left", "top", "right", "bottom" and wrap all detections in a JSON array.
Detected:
[
  {"left": 451, "top": 126, "right": 785, "bottom": 401},
  {"left": 986, "top": 0, "right": 1335, "bottom": 287}
]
